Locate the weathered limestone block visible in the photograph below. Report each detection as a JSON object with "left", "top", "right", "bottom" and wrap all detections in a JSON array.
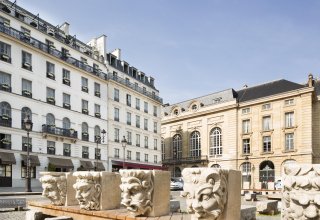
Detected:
[
  {"left": 181, "top": 168, "right": 241, "bottom": 220},
  {"left": 100, "top": 171, "right": 121, "bottom": 210},
  {"left": 120, "top": 169, "right": 170, "bottom": 217},
  {"left": 243, "top": 181, "right": 250, "bottom": 189},
  {"left": 40, "top": 172, "right": 67, "bottom": 206},
  {"left": 282, "top": 164, "right": 320, "bottom": 219},
  {"left": 256, "top": 200, "right": 278, "bottom": 215},
  {"left": 170, "top": 200, "right": 180, "bottom": 212},
  {"left": 26, "top": 210, "right": 43, "bottom": 220},
  {"left": 44, "top": 217, "right": 72, "bottom": 220},
  {"left": 73, "top": 171, "right": 101, "bottom": 210},
  {"left": 240, "top": 205, "right": 256, "bottom": 220},
  {"left": 65, "top": 173, "right": 77, "bottom": 206},
  {"left": 245, "top": 193, "right": 256, "bottom": 201}
]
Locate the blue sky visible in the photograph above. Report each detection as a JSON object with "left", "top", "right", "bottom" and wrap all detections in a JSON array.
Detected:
[{"left": 18, "top": 0, "right": 320, "bottom": 104}]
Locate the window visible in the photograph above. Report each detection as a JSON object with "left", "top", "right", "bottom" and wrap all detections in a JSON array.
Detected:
[
  {"left": 262, "top": 116, "right": 271, "bottom": 131},
  {"left": 263, "top": 136, "right": 271, "bottom": 152},
  {"left": 94, "top": 125, "right": 101, "bottom": 143},
  {"left": 46, "top": 87, "right": 55, "bottom": 105},
  {"left": 154, "top": 155, "right": 158, "bottom": 163},
  {"left": 145, "top": 154, "right": 148, "bottom": 162},
  {"left": 285, "top": 133, "right": 294, "bottom": 151},
  {"left": 21, "top": 27, "right": 30, "bottom": 39},
  {"left": 63, "top": 93, "right": 71, "bottom": 109},
  {"left": 22, "top": 136, "right": 32, "bottom": 152},
  {"left": 95, "top": 148, "right": 101, "bottom": 160},
  {"left": 144, "top": 118, "right": 148, "bottom": 131},
  {"left": 46, "top": 113, "right": 55, "bottom": 126},
  {"left": 114, "top": 128, "right": 120, "bottom": 142},
  {"left": 114, "top": 88, "right": 119, "bottom": 102},
  {"left": 82, "top": 100, "right": 88, "bottom": 114},
  {"left": 61, "top": 48, "right": 70, "bottom": 58},
  {"left": 0, "top": 71, "right": 11, "bottom": 92},
  {"left": 243, "top": 139, "right": 250, "bottom": 154},
  {"left": 262, "top": 103, "right": 271, "bottom": 110},
  {"left": 127, "top": 150, "right": 131, "bottom": 160},
  {"left": 62, "top": 117, "right": 71, "bottom": 129},
  {"left": 125, "top": 77, "right": 130, "bottom": 85},
  {"left": 21, "top": 166, "right": 36, "bottom": 179},
  {"left": 82, "top": 122, "right": 89, "bottom": 141},
  {"left": 62, "top": 69, "right": 70, "bottom": 86},
  {"left": 0, "top": 16, "right": 10, "bottom": 27},
  {"left": 81, "top": 57, "right": 88, "bottom": 65},
  {"left": 192, "top": 104, "right": 198, "bottom": 111},
  {"left": 136, "top": 134, "right": 140, "bottom": 147},
  {"left": 0, "top": 164, "right": 12, "bottom": 178},
  {"left": 21, "top": 107, "right": 32, "bottom": 129},
  {"left": 161, "top": 138, "right": 165, "bottom": 160},
  {"left": 94, "top": 83, "right": 100, "bottom": 97},
  {"left": 47, "top": 141, "right": 55, "bottom": 155},
  {"left": 154, "top": 139, "right": 158, "bottom": 150},
  {"left": 136, "top": 115, "right": 140, "bottom": 128},
  {"left": 82, "top": 146, "right": 89, "bottom": 159},
  {"left": 93, "top": 63, "right": 100, "bottom": 74},
  {"left": 63, "top": 143, "right": 71, "bottom": 156},
  {"left": 144, "top": 102, "right": 148, "bottom": 113},
  {"left": 114, "top": 108, "right": 119, "bottom": 121},
  {"left": 46, "top": 62, "right": 55, "bottom": 80},
  {"left": 285, "top": 99, "right": 294, "bottom": 106},
  {"left": 153, "top": 122, "right": 157, "bottom": 133},
  {"left": 0, "top": 41, "right": 11, "bottom": 62},
  {"left": 136, "top": 98, "right": 140, "bottom": 110},
  {"left": 173, "top": 109, "right": 179, "bottom": 115},
  {"left": 209, "top": 128, "right": 222, "bottom": 156},
  {"left": 94, "top": 104, "right": 101, "bottom": 118},
  {"left": 285, "top": 112, "right": 294, "bottom": 128},
  {"left": 22, "top": 79, "right": 32, "bottom": 97},
  {"left": 127, "top": 131, "right": 132, "bottom": 145},
  {"left": 126, "top": 94, "right": 131, "bottom": 106},
  {"left": 242, "top": 119, "right": 250, "bottom": 134},
  {"left": 114, "top": 148, "right": 120, "bottom": 158},
  {"left": 153, "top": 106, "right": 157, "bottom": 117},
  {"left": 172, "top": 134, "right": 182, "bottom": 159},
  {"left": 22, "top": 51, "right": 32, "bottom": 70},
  {"left": 127, "top": 112, "right": 131, "bottom": 125},
  {"left": 0, "top": 133, "right": 11, "bottom": 149},
  {"left": 242, "top": 108, "right": 250, "bottom": 114},
  {"left": 136, "top": 152, "right": 140, "bottom": 161},
  {"left": 0, "top": 102, "right": 12, "bottom": 126},
  {"left": 190, "top": 131, "right": 201, "bottom": 157},
  {"left": 144, "top": 136, "right": 149, "bottom": 148},
  {"left": 81, "top": 77, "right": 88, "bottom": 92}
]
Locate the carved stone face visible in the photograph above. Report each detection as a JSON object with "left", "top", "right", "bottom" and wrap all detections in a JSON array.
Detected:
[
  {"left": 73, "top": 180, "right": 101, "bottom": 210},
  {"left": 42, "top": 182, "right": 60, "bottom": 204},
  {"left": 39, "top": 173, "right": 66, "bottom": 206}
]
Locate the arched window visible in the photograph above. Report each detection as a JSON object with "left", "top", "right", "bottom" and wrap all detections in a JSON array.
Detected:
[
  {"left": 190, "top": 131, "right": 201, "bottom": 157},
  {"left": 0, "top": 101, "right": 11, "bottom": 117},
  {"left": 21, "top": 107, "right": 32, "bottom": 129},
  {"left": 82, "top": 122, "right": 88, "bottom": 133},
  {"left": 172, "top": 134, "right": 182, "bottom": 159},
  {"left": 94, "top": 125, "right": 101, "bottom": 142},
  {"left": 46, "top": 113, "right": 55, "bottom": 126},
  {"left": 161, "top": 138, "right": 165, "bottom": 161},
  {"left": 62, "top": 117, "right": 71, "bottom": 129},
  {"left": 259, "top": 160, "right": 275, "bottom": 189},
  {"left": 209, "top": 127, "right": 222, "bottom": 156}
]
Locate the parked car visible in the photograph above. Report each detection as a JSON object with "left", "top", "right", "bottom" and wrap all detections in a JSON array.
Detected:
[
  {"left": 170, "top": 177, "right": 184, "bottom": 191},
  {"left": 275, "top": 179, "right": 282, "bottom": 190}
]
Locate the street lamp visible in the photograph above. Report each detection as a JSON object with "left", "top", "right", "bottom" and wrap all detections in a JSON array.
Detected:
[
  {"left": 95, "top": 129, "right": 106, "bottom": 171},
  {"left": 24, "top": 115, "right": 33, "bottom": 192},
  {"left": 245, "top": 156, "right": 250, "bottom": 189},
  {"left": 121, "top": 136, "right": 127, "bottom": 169}
]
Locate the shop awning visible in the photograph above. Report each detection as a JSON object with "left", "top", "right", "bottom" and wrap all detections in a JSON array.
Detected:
[
  {"left": 0, "top": 152, "right": 16, "bottom": 165},
  {"left": 79, "top": 160, "right": 94, "bottom": 170},
  {"left": 112, "top": 160, "right": 164, "bottom": 170},
  {"left": 21, "top": 154, "right": 40, "bottom": 166},
  {"left": 94, "top": 162, "right": 105, "bottom": 171},
  {"left": 48, "top": 157, "right": 74, "bottom": 169}
]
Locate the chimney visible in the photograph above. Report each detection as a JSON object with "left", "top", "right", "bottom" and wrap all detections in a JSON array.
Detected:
[
  {"left": 308, "top": 73, "right": 314, "bottom": 87},
  {"left": 243, "top": 84, "right": 248, "bottom": 89},
  {"left": 111, "top": 48, "right": 121, "bottom": 60},
  {"left": 60, "top": 22, "right": 70, "bottom": 36}
]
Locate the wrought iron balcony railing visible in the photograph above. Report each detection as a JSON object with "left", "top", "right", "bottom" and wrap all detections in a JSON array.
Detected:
[
  {"left": 162, "top": 155, "right": 208, "bottom": 165},
  {"left": 0, "top": 117, "right": 12, "bottom": 127},
  {"left": 42, "top": 124, "right": 78, "bottom": 139}
]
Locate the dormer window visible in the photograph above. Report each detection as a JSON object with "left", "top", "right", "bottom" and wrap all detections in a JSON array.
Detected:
[
  {"left": 124, "top": 63, "right": 129, "bottom": 73},
  {"left": 173, "top": 109, "right": 179, "bottom": 116},
  {"left": 192, "top": 104, "right": 198, "bottom": 111}
]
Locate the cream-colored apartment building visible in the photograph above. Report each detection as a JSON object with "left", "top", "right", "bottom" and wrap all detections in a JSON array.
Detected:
[{"left": 162, "top": 75, "right": 318, "bottom": 189}]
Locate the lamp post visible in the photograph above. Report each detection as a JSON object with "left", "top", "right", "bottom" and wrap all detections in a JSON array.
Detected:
[
  {"left": 121, "top": 136, "right": 127, "bottom": 169},
  {"left": 95, "top": 129, "right": 106, "bottom": 171},
  {"left": 245, "top": 156, "right": 250, "bottom": 189},
  {"left": 24, "top": 115, "right": 33, "bottom": 192}
]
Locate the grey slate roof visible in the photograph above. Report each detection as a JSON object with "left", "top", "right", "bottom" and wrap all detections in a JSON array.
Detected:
[
  {"left": 236, "top": 79, "right": 306, "bottom": 102},
  {"left": 314, "top": 80, "right": 320, "bottom": 96}
]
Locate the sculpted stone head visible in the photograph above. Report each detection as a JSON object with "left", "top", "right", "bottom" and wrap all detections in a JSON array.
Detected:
[
  {"left": 181, "top": 168, "right": 228, "bottom": 219},
  {"left": 119, "top": 170, "right": 154, "bottom": 216},
  {"left": 73, "top": 171, "right": 101, "bottom": 210},
  {"left": 40, "top": 172, "right": 66, "bottom": 206}
]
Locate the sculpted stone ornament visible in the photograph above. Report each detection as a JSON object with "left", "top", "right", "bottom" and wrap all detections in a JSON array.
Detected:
[
  {"left": 120, "top": 170, "right": 154, "bottom": 216},
  {"left": 73, "top": 171, "right": 101, "bottom": 210},
  {"left": 282, "top": 164, "right": 320, "bottom": 220},
  {"left": 40, "top": 172, "right": 67, "bottom": 206},
  {"left": 181, "top": 168, "right": 228, "bottom": 220}
]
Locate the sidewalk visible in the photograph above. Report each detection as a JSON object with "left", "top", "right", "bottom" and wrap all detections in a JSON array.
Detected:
[{"left": 0, "top": 187, "right": 42, "bottom": 196}]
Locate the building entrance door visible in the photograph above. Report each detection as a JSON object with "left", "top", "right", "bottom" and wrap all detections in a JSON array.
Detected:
[
  {"left": 0, "top": 164, "right": 12, "bottom": 187},
  {"left": 259, "top": 161, "right": 275, "bottom": 189}
]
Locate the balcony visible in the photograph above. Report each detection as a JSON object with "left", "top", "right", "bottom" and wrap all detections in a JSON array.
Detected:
[
  {"left": 95, "top": 91, "right": 100, "bottom": 97},
  {"left": 22, "top": 62, "right": 32, "bottom": 71},
  {"left": 63, "top": 103, "right": 71, "bottom": 110},
  {"left": 63, "top": 78, "right": 70, "bottom": 86},
  {"left": 22, "top": 90, "right": 32, "bottom": 98},
  {"left": 82, "top": 109, "right": 88, "bottom": 115},
  {"left": 0, "top": 116, "right": 12, "bottom": 127},
  {"left": 82, "top": 132, "right": 89, "bottom": 141},
  {"left": 162, "top": 155, "right": 208, "bottom": 165},
  {"left": 95, "top": 112, "right": 101, "bottom": 118},
  {"left": 0, "top": 83, "right": 11, "bottom": 92},
  {"left": 0, "top": 139, "right": 11, "bottom": 149},
  {"left": 42, "top": 124, "right": 78, "bottom": 140},
  {"left": 82, "top": 86, "right": 88, "bottom": 93},
  {"left": 0, "top": 53, "right": 11, "bottom": 63},
  {"left": 22, "top": 143, "right": 32, "bottom": 152},
  {"left": 46, "top": 97, "right": 55, "bottom": 105},
  {"left": 47, "top": 72, "right": 55, "bottom": 80}
]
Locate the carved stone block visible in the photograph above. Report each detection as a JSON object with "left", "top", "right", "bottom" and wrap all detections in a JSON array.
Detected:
[
  {"left": 40, "top": 172, "right": 67, "bottom": 206},
  {"left": 181, "top": 168, "right": 241, "bottom": 220},
  {"left": 256, "top": 200, "right": 278, "bottom": 215},
  {"left": 240, "top": 205, "right": 256, "bottom": 220},
  {"left": 120, "top": 169, "right": 170, "bottom": 217},
  {"left": 282, "top": 164, "right": 320, "bottom": 219},
  {"left": 65, "top": 173, "right": 77, "bottom": 206},
  {"left": 100, "top": 171, "right": 121, "bottom": 210}
]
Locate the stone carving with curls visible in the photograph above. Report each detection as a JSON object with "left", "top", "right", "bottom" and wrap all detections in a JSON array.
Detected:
[
  {"left": 39, "top": 172, "right": 67, "bottom": 206},
  {"left": 73, "top": 171, "right": 101, "bottom": 210},
  {"left": 119, "top": 170, "right": 154, "bottom": 216},
  {"left": 282, "top": 164, "right": 320, "bottom": 220},
  {"left": 181, "top": 168, "right": 228, "bottom": 220}
]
